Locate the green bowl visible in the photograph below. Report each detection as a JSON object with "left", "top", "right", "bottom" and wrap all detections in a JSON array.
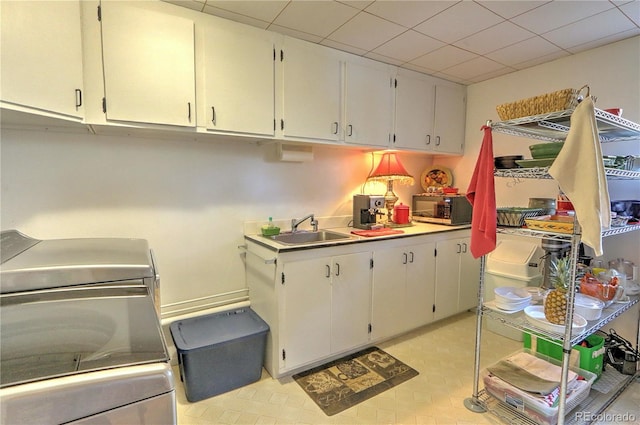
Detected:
[{"left": 529, "top": 142, "right": 564, "bottom": 159}]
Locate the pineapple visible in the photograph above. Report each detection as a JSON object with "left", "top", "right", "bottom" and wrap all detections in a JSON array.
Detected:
[{"left": 544, "top": 256, "right": 572, "bottom": 325}]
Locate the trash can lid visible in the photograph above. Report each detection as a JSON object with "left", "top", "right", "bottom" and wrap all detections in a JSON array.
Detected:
[{"left": 170, "top": 308, "right": 269, "bottom": 351}]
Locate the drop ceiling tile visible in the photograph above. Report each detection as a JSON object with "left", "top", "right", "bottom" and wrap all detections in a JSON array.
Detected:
[
  {"left": 272, "top": 1, "right": 360, "bottom": 38},
  {"left": 204, "top": 1, "right": 289, "bottom": 22},
  {"left": 372, "top": 30, "right": 446, "bottom": 63},
  {"left": 454, "top": 21, "right": 534, "bottom": 55},
  {"left": 326, "top": 11, "right": 406, "bottom": 51},
  {"left": 364, "top": 52, "right": 405, "bottom": 66},
  {"left": 442, "top": 56, "right": 506, "bottom": 80},
  {"left": 337, "top": 0, "right": 374, "bottom": 11},
  {"left": 476, "top": 0, "right": 548, "bottom": 19},
  {"left": 320, "top": 38, "right": 369, "bottom": 56},
  {"left": 463, "top": 66, "right": 518, "bottom": 84},
  {"left": 363, "top": 0, "right": 458, "bottom": 28},
  {"left": 268, "top": 24, "right": 324, "bottom": 44},
  {"left": 511, "top": 0, "right": 615, "bottom": 34},
  {"left": 413, "top": 1, "right": 504, "bottom": 43},
  {"left": 402, "top": 62, "right": 439, "bottom": 75},
  {"left": 511, "top": 50, "right": 571, "bottom": 70},
  {"left": 164, "top": 0, "right": 205, "bottom": 12},
  {"left": 619, "top": 1, "right": 640, "bottom": 26},
  {"left": 201, "top": 4, "right": 270, "bottom": 28},
  {"left": 485, "top": 36, "right": 563, "bottom": 66},
  {"left": 409, "top": 45, "right": 477, "bottom": 71},
  {"left": 565, "top": 27, "right": 640, "bottom": 54},
  {"left": 543, "top": 8, "right": 638, "bottom": 50}
]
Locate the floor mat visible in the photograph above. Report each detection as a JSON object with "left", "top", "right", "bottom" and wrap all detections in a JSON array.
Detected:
[{"left": 292, "top": 346, "right": 419, "bottom": 416}]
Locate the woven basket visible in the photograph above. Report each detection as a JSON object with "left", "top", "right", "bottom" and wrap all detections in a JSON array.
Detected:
[{"left": 496, "top": 85, "right": 590, "bottom": 121}]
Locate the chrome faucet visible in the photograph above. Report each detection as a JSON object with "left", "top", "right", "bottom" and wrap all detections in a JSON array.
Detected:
[{"left": 291, "top": 214, "right": 318, "bottom": 232}]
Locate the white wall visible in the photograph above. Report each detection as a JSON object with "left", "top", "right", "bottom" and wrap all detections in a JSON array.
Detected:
[
  {"left": 454, "top": 35, "right": 640, "bottom": 263},
  {"left": 0, "top": 126, "right": 434, "bottom": 316}
]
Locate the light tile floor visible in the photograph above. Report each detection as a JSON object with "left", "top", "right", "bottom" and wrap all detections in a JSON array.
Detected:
[{"left": 175, "top": 311, "right": 639, "bottom": 425}]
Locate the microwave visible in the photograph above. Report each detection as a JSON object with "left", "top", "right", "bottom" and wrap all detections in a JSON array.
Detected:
[{"left": 412, "top": 195, "right": 473, "bottom": 225}]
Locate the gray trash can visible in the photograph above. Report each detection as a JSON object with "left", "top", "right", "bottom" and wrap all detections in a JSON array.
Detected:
[{"left": 170, "top": 307, "right": 269, "bottom": 402}]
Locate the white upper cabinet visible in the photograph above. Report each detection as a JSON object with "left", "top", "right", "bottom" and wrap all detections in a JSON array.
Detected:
[
  {"left": 280, "top": 37, "right": 342, "bottom": 142},
  {"left": 99, "top": 1, "right": 196, "bottom": 127},
  {"left": 431, "top": 84, "right": 466, "bottom": 154},
  {"left": 1, "top": 1, "right": 84, "bottom": 119},
  {"left": 393, "top": 72, "right": 435, "bottom": 151},
  {"left": 393, "top": 70, "right": 466, "bottom": 154},
  {"left": 344, "top": 60, "right": 394, "bottom": 147},
  {"left": 202, "top": 24, "right": 275, "bottom": 136}
]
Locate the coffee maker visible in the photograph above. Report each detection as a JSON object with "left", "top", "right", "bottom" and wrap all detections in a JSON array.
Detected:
[{"left": 353, "top": 195, "right": 385, "bottom": 229}]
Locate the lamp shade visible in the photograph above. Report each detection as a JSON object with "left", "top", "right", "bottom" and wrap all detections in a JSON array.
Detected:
[{"left": 368, "top": 152, "right": 414, "bottom": 185}]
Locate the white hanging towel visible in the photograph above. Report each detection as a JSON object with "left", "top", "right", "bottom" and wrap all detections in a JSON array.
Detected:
[{"left": 548, "top": 96, "right": 610, "bottom": 256}]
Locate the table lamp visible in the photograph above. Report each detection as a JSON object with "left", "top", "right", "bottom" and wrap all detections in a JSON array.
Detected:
[{"left": 367, "top": 152, "right": 414, "bottom": 223}]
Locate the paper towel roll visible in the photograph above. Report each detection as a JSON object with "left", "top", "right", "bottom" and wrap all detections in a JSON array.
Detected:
[{"left": 277, "top": 143, "right": 314, "bottom": 162}]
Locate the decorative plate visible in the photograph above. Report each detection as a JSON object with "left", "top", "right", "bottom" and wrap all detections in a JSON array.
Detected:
[{"left": 421, "top": 166, "right": 452, "bottom": 190}]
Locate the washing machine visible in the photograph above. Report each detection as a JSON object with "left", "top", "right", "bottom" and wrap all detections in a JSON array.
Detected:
[{"left": 0, "top": 230, "right": 176, "bottom": 424}]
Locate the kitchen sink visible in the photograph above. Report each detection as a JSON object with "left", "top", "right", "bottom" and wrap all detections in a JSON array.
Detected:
[{"left": 269, "top": 230, "right": 353, "bottom": 245}]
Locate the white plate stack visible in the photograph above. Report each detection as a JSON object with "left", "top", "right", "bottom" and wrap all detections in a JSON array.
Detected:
[{"left": 494, "top": 286, "right": 532, "bottom": 311}]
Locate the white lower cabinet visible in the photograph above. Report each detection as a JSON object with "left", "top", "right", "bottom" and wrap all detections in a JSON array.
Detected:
[
  {"left": 371, "top": 242, "right": 435, "bottom": 340},
  {"left": 434, "top": 236, "right": 480, "bottom": 321},
  {"left": 280, "top": 251, "right": 371, "bottom": 371},
  {"left": 245, "top": 229, "right": 474, "bottom": 378}
]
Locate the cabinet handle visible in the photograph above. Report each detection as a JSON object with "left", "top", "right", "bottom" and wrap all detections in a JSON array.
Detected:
[
  {"left": 211, "top": 107, "right": 216, "bottom": 125},
  {"left": 347, "top": 124, "right": 353, "bottom": 137},
  {"left": 436, "top": 136, "right": 441, "bottom": 146},
  {"left": 332, "top": 122, "right": 338, "bottom": 135},
  {"left": 426, "top": 134, "right": 431, "bottom": 145},
  {"left": 456, "top": 243, "right": 462, "bottom": 254},
  {"left": 462, "top": 243, "right": 468, "bottom": 253},
  {"left": 188, "top": 102, "right": 192, "bottom": 121},
  {"left": 335, "top": 263, "right": 340, "bottom": 276},
  {"left": 75, "top": 89, "right": 82, "bottom": 109},
  {"left": 402, "top": 252, "right": 408, "bottom": 264},
  {"left": 326, "top": 264, "right": 331, "bottom": 278},
  {"left": 409, "top": 251, "right": 414, "bottom": 263}
]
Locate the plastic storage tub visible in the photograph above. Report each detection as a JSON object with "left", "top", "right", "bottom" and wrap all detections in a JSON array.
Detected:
[
  {"left": 170, "top": 308, "right": 269, "bottom": 402},
  {"left": 524, "top": 333, "right": 606, "bottom": 377},
  {"left": 485, "top": 239, "right": 544, "bottom": 341},
  {"left": 483, "top": 349, "right": 596, "bottom": 425}
]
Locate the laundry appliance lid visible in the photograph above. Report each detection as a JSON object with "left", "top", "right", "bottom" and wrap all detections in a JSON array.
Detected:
[
  {"left": 0, "top": 285, "right": 169, "bottom": 388},
  {"left": 0, "top": 230, "right": 155, "bottom": 293}
]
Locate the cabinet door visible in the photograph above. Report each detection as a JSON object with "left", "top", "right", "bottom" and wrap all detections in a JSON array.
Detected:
[
  {"left": 371, "top": 246, "right": 407, "bottom": 340},
  {"left": 1, "top": 1, "right": 84, "bottom": 119},
  {"left": 281, "top": 258, "right": 331, "bottom": 370},
  {"left": 433, "top": 85, "right": 466, "bottom": 154},
  {"left": 344, "top": 61, "right": 394, "bottom": 147},
  {"left": 203, "top": 25, "right": 274, "bottom": 136},
  {"left": 100, "top": 2, "right": 196, "bottom": 127},
  {"left": 434, "top": 238, "right": 462, "bottom": 321},
  {"left": 406, "top": 242, "right": 436, "bottom": 329},
  {"left": 331, "top": 252, "right": 372, "bottom": 354},
  {"left": 458, "top": 237, "right": 481, "bottom": 311},
  {"left": 281, "top": 37, "right": 341, "bottom": 142},
  {"left": 393, "top": 75, "right": 434, "bottom": 151}
]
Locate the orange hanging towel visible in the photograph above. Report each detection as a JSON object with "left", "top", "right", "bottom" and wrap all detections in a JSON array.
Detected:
[{"left": 466, "top": 125, "right": 497, "bottom": 258}]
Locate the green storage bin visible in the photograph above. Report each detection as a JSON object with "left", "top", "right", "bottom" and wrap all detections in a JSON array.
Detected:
[{"left": 523, "top": 333, "right": 605, "bottom": 377}]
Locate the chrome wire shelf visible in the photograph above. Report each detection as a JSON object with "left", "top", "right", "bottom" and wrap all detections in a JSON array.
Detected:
[
  {"left": 495, "top": 167, "right": 640, "bottom": 180},
  {"left": 496, "top": 223, "right": 640, "bottom": 240},
  {"left": 491, "top": 108, "right": 640, "bottom": 142},
  {"left": 482, "top": 296, "right": 639, "bottom": 346}
]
